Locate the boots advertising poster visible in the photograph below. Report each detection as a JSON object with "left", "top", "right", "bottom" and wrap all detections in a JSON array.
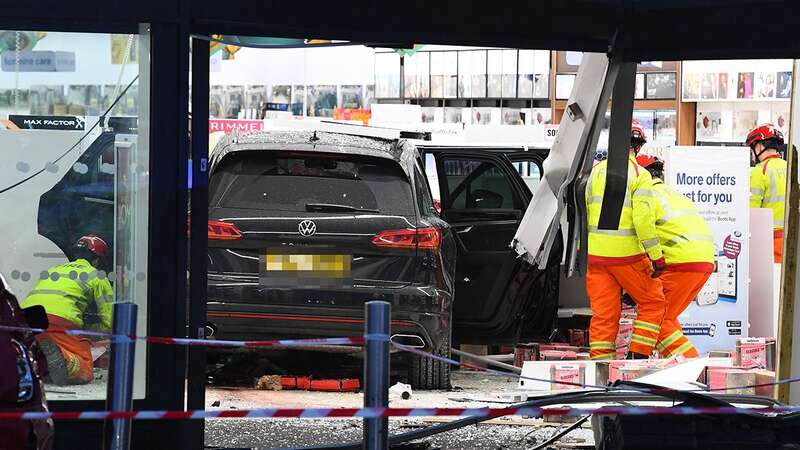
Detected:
[{"left": 665, "top": 146, "right": 750, "bottom": 355}]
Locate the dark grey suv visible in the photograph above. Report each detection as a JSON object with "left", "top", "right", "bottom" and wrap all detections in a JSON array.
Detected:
[{"left": 206, "top": 130, "right": 560, "bottom": 389}]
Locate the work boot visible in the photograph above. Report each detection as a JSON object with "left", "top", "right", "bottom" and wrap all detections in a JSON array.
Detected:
[
  {"left": 39, "top": 339, "right": 70, "bottom": 385},
  {"left": 626, "top": 351, "right": 649, "bottom": 360}
]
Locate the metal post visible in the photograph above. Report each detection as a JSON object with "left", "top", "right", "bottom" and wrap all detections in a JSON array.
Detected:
[
  {"left": 105, "top": 302, "right": 138, "bottom": 450},
  {"left": 363, "top": 301, "right": 390, "bottom": 450},
  {"left": 399, "top": 55, "right": 405, "bottom": 103}
]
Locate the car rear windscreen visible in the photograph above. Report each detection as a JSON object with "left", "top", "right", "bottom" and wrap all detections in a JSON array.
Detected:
[{"left": 210, "top": 151, "right": 415, "bottom": 216}]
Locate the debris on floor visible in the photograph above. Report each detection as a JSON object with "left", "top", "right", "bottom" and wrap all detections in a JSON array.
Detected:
[
  {"left": 390, "top": 382, "right": 413, "bottom": 400},
  {"left": 254, "top": 375, "right": 282, "bottom": 391},
  {"left": 280, "top": 376, "right": 360, "bottom": 392}
]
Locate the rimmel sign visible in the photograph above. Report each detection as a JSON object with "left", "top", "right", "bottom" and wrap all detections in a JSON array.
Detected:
[{"left": 208, "top": 119, "right": 263, "bottom": 133}]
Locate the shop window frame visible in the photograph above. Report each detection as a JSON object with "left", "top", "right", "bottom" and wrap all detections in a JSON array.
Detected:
[{"left": 0, "top": 20, "right": 196, "bottom": 449}]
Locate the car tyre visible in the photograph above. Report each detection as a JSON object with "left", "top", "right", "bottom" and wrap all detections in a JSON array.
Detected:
[{"left": 409, "top": 338, "right": 451, "bottom": 390}]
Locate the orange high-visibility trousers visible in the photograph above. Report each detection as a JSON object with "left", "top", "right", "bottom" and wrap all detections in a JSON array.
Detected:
[
  {"left": 586, "top": 258, "right": 666, "bottom": 359},
  {"left": 774, "top": 232, "right": 784, "bottom": 263},
  {"left": 36, "top": 314, "right": 94, "bottom": 384},
  {"left": 656, "top": 271, "right": 710, "bottom": 358}
]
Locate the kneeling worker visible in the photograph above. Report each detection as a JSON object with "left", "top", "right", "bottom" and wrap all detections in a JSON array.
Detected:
[
  {"left": 585, "top": 122, "right": 666, "bottom": 360},
  {"left": 636, "top": 155, "right": 714, "bottom": 358},
  {"left": 22, "top": 235, "right": 114, "bottom": 385}
]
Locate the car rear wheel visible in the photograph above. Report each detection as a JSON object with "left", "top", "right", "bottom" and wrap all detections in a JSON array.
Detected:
[{"left": 409, "top": 338, "right": 451, "bottom": 390}]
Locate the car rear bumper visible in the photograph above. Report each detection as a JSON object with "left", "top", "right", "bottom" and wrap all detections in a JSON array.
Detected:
[{"left": 205, "top": 300, "right": 449, "bottom": 353}]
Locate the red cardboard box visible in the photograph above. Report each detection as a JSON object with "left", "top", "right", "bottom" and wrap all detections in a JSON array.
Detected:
[
  {"left": 736, "top": 338, "right": 767, "bottom": 369},
  {"left": 608, "top": 360, "right": 663, "bottom": 383},
  {"left": 541, "top": 344, "right": 580, "bottom": 352},
  {"left": 706, "top": 367, "right": 756, "bottom": 395},
  {"left": 754, "top": 370, "right": 776, "bottom": 397},
  {"left": 616, "top": 319, "right": 634, "bottom": 359},
  {"left": 550, "top": 363, "right": 585, "bottom": 391},
  {"left": 569, "top": 329, "right": 589, "bottom": 347},
  {"left": 514, "top": 343, "right": 540, "bottom": 367},
  {"left": 621, "top": 304, "right": 637, "bottom": 319},
  {"left": 540, "top": 350, "right": 578, "bottom": 361}
]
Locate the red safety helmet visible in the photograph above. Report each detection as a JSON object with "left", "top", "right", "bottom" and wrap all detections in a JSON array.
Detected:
[
  {"left": 745, "top": 123, "right": 784, "bottom": 149},
  {"left": 631, "top": 120, "right": 648, "bottom": 145},
  {"left": 636, "top": 154, "right": 664, "bottom": 179},
  {"left": 636, "top": 154, "right": 659, "bottom": 168},
  {"left": 76, "top": 234, "right": 110, "bottom": 261}
]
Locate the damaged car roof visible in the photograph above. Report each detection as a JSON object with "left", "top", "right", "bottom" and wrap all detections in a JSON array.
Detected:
[
  {"left": 213, "top": 130, "right": 397, "bottom": 156},
  {"left": 209, "top": 129, "right": 415, "bottom": 177}
]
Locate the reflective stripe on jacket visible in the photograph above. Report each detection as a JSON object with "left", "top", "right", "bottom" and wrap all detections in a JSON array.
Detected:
[
  {"left": 750, "top": 155, "right": 786, "bottom": 231},
  {"left": 586, "top": 155, "right": 663, "bottom": 265},
  {"left": 21, "top": 259, "right": 114, "bottom": 330},
  {"left": 651, "top": 181, "right": 715, "bottom": 272}
]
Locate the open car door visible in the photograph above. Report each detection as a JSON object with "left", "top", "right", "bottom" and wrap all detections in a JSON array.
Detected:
[{"left": 425, "top": 148, "right": 560, "bottom": 344}]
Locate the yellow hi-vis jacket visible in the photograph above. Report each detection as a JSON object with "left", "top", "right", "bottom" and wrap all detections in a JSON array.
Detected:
[
  {"left": 586, "top": 155, "right": 663, "bottom": 265},
  {"left": 750, "top": 155, "right": 787, "bottom": 235},
  {"left": 21, "top": 259, "right": 114, "bottom": 330},
  {"left": 651, "top": 180, "right": 715, "bottom": 272}
]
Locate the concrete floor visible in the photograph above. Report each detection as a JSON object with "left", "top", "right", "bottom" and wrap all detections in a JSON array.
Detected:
[
  {"left": 43, "top": 368, "right": 108, "bottom": 401},
  {"left": 204, "top": 371, "right": 595, "bottom": 450}
]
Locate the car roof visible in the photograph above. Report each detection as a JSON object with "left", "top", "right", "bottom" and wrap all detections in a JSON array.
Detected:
[{"left": 209, "top": 129, "right": 418, "bottom": 175}]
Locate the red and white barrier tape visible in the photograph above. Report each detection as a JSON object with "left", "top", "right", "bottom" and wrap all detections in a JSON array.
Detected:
[
  {"left": 0, "top": 324, "right": 366, "bottom": 348},
  {"left": 1, "top": 405, "right": 795, "bottom": 422},
  {"left": 3, "top": 323, "right": 795, "bottom": 393}
]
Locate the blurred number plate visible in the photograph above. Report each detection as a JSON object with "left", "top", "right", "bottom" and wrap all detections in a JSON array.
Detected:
[{"left": 261, "top": 254, "right": 352, "bottom": 287}]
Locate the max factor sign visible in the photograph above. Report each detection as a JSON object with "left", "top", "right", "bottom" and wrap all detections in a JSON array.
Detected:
[{"left": 8, "top": 115, "right": 85, "bottom": 131}]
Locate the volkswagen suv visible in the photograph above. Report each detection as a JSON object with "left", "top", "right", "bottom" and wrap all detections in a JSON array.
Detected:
[{"left": 206, "top": 130, "right": 560, "bottom": 389}]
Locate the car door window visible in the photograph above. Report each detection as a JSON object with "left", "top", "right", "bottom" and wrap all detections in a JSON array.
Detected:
[
  {"left": 512, "top": 161, "right": 542, "bottom": 194},
  {"left": 38, "top": 136, "right": 116, "bottom": 263},
  {"left": 413, "top": 163, "right": 435, "bottom": 217},
  {"left": 59, "top": 137, "right": 115, "bottom": 201},
  {"left": 442, "top": 158, "right": 519, "bottom": 210},
  {"left": 423, "top": 153, "right": 441, "bottom": 207},
  {"left": 95, "top": 145, "right": 115, "bottom": 197}
]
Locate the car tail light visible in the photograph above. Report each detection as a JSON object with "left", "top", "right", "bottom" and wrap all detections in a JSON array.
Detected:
[
  {"left": 372, "top": 227, "right": 441, "bottom": 250},
  {"left": 208, "top": 221, "right": 242, "bottom": 240}
]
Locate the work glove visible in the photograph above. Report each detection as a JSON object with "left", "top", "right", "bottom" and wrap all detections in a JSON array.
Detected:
[{"left": 651, "top": 257, "right": 666, "bottom": 278}]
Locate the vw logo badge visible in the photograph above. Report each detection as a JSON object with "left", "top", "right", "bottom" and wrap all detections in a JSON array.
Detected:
[{"left": 298, "top": 220, "right": 317, "bottom": 236}]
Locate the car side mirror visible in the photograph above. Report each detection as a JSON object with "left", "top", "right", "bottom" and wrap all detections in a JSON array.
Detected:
[{"left": 23, "top": 305, "right": 49, "bottom": 330}]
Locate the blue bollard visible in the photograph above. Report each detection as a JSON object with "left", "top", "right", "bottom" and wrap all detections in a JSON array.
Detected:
[
  {"left": 364, "top": 301, "right": 390, "bottom": 450},
  {"left": 105, "top": 302, "right": 138, "bottom": 450}
]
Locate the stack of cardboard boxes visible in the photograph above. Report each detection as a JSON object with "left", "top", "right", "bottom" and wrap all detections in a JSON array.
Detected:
[
  {"left": 704, "top": 337, "right": 776, "bottom": 396},
  {"left": 515, "top": 309, "right": 776, "bottom": 396},
  {"left": 516, "top": 300, "right": 775, "bottom": 396}
]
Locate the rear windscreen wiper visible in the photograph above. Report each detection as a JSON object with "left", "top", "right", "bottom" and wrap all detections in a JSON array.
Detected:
[{"left": 305, "top": 203, "right": 379, "bottom": 213}]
